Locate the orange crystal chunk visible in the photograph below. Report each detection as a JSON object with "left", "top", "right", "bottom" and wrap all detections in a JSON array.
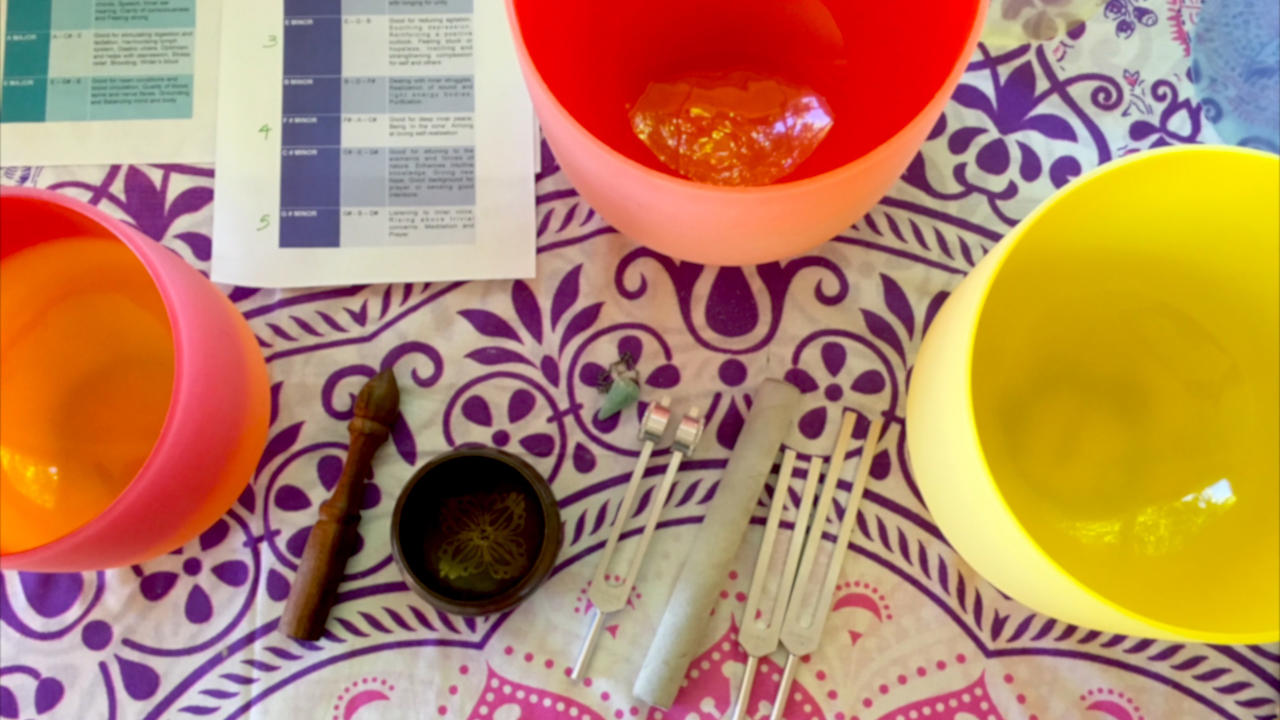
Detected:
[{"left": 629, "top": 71, "right": 835, "bottom": 186}]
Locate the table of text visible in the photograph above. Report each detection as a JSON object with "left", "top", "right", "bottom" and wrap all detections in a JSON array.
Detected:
[
  {"left": 280, "top": 0, "right": 477, "bottom": 248},
  {"left": 1, "top": 0, "right": 196, "bottom": 123}
]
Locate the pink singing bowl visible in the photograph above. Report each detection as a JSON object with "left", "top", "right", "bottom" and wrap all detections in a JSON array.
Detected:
[
  {"left": 0, "top": 188, "right": 270, "bottom": 571},
  {"left": 506, "top": 0, "right": 989, "bottom": 266}
]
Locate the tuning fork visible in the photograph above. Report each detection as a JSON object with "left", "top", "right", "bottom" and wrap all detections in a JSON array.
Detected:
[
  {"left": 730, "top": 411, "right": 865, "bottom": 719},
  {"left": 571, "top": 398, "right": 704, "bottom": 681},
  {"left": 730, "top": 444, "right": 823, "bottom": 720},
  {"left": 769, "top": 410, "right": 884, "bottom": 720}
]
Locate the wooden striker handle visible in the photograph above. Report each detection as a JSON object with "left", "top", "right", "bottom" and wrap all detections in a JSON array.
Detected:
[{"left": 280, "top": 369, "right": 399, "bottom": 640}]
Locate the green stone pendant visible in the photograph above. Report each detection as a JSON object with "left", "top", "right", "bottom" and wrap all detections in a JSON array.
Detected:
[{"left": 597, "top": 376, "right": 640, "bottom": 421}]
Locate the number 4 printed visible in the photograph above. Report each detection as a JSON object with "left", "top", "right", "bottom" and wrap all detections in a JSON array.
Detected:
[{"left": 259, "top": 124, "right": 272, "bottom": 140}]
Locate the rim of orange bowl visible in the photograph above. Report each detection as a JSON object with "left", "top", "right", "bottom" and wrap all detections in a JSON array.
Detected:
[
  {"left": 957, "top": 145, "right": 1280, "bottom": 645},
  {"left": 503, "top": 0, "right": 991, "bottom": 196},
  {"left": 0, "top": 186, "right": 190, "bottom": 566}
]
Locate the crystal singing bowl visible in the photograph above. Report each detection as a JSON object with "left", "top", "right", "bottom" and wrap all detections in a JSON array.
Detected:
[
  {"left": 506, "top": 0, "right": 988, "bottom": 266},
  {"left": 0, "top": 188, "right": 270, "bottom": 571},
  {"left": 907, "top": 147, "right": 1279, "bottom": 643}
]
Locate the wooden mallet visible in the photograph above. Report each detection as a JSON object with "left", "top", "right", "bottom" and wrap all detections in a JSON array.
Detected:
[{"left": 280, "top": 369, "right": 400, "bottom": 640}]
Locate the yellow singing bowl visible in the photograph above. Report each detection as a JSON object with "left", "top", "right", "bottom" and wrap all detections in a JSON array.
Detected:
[{"left": 907, "top": 146, "right": 1279, "bottom": 644}]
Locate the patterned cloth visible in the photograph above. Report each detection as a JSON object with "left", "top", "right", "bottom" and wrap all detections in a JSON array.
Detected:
[{"left": 2, "top": 10, "right": 1277, "bottom": 720}]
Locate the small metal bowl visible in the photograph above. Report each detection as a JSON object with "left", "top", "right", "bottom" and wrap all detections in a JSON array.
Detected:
[{"left": 390, "top": 448, "right": 562, "bottom": 616}]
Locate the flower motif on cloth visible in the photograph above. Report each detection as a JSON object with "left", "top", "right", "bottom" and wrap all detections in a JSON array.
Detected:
[
  {"left": 438, "top": 493, "right": 529, "bottom": 580},
  {"left": 1167, "top": 0, "right": 1202, "bottom": 56},
  {"left": 851, "top": 658, "right": 1050, "bottom": 720},
  {"left": 1081, "top": 686, "right": 1148, "bottom": 720},
  {"left": 330, "top": 677, "right": 395, "bottom": 720},
  {"left": 466, "top": 665, "right": 605, "bottom": 720},
  {"left": 134, "top": 519, "right": 249, "bottom": 624},
  {"left": 872, "top": 673, "right": 1008, "bottom": 720},
  {"left": 649, "top": 619, "right": 827, "bottom": 720},
  {"left": 0, "top": 666, "right": 63, "bottom": 718},
  {"left": 1103, "top": 0, "right": 1159, "bottom": 39}
]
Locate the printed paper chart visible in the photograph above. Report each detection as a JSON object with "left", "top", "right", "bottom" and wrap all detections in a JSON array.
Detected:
[
  {"left": 213, "top": 0, "right": 535, "bottom": 287},
  {"left": 1, "top": 0, "right": 197, "bottom": 123},
  {"left": 279, "top": 0, "right": 478, "bottom": 249}
]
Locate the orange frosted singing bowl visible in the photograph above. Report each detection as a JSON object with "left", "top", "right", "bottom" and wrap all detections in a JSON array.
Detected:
[
  {"left": 0, "top": 188, "right": 270, "bottom": 571},
  {"left": 506, "top": 0, "right": 988, "bottom": 265}
]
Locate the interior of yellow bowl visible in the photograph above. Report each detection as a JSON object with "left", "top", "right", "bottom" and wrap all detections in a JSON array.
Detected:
[{"left": 971, "top": 147, "right": 1280, "bottom": 637}]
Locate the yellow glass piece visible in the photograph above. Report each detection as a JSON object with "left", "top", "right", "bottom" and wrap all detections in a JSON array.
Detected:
[
  {"left": 629, "top": 72, "right": 834, "bottom": 187},
  {"left": 0, "top": 447, "right": 59, "bottom": 510},
  {"left": 436, "top": 492, "right": 529, "bottom": 580}
]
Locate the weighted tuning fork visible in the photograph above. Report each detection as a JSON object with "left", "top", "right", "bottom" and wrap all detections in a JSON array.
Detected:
[{"left": 572, "top": 398, "right": 704, "bottom": 681}]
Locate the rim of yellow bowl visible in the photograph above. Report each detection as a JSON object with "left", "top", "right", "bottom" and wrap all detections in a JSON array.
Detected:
[{"left": 960, "top": 144, "right": 1280, "bottom": 646}]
